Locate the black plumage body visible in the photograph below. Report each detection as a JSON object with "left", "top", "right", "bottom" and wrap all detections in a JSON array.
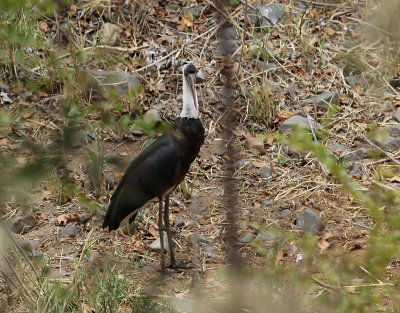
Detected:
[{"left": 102, "top": 117, "right": 204, "bottom": 231}]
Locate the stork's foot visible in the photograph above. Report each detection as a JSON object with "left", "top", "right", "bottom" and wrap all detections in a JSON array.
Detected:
[{"left": 169, "top": 262, "right": 194, "bottom": 272}]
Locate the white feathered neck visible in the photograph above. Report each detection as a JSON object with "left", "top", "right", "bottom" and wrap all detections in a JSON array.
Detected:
[{"left": 180, "top": 69, "right": 198, "bottom": 119}]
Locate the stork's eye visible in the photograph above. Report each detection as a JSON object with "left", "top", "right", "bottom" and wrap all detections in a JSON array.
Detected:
[{"left": 184, "top": 64, "right": 197, "bottom": 75}]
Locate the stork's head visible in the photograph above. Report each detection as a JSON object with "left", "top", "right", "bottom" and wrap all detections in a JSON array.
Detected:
[{"left": 181, "top": 63, "right": 198, "bottom": 118}]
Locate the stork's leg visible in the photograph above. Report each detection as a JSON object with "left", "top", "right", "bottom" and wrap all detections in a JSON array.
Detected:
[
  {"left": 158, "top": 196, "right": 166, "bottom": 274},
  {"left": 163, "top": 195, "right": 176, "bottom": 267}
]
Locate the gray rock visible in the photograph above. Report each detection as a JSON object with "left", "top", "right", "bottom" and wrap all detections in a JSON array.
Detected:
[
  {"left": 249, "top": 4, "right": 285, "bottom": 26},
  {"left": 59, "top": 224, "right": 79, "bottom": 238},
  {"left": 173, "top": 220, "right": 185, "bottom": 228},
  {"left": 373, "top": 135, "right": 400, "bottom": 152},
  {"left": 0, "top": 82, "right": 10, "bottom": 91},
  {"left": 393, "top": 109, "right": 400, "bottom": 122},
  {"left": 202, "top": 246, "right": 216, "bottom": 254},
  {"left": 143, "top": 109, "right": 160, "bottom": 128},
  {"left": 105, "top": 152, "right": 124, "bottom": 165},
  {"left": 19, "top": 239, "right": 40, "bottom": 251},
  {"left": 149, "top": 234, "right": 169, "bottom": 252},
  {"left": 79, "top": 212, "right": 89, "bottom": 224},
  {"left": 262, "top": 200, "right": 273, "bottom": 207},
  {"left": 279, "top": 115, "right": 322, "bottom": 133},
  {"left": 240, "top": 232, "right": 254, "bottom": 243},
  {"left": 256, "top": 230, "right": 280, "bottom": 241},
  {"left": 85, "top": 70, "right": 141, "bottom": 100},
  {"left": 166, "top": 4, "right": 180, "bottom": 12},
  {"left": 184, "top": 5, "right": 205, "bottom": 18},
  {"left": 105, "top": 175, "right": 114, "bottom": 190},
  {"left": 342, "top": 148, "right": 369, "bottom": 161},
  {"left": 31, "top": 249, "right": 43, "bottom": 258},
  {"left": 295, "top": 209, "right": 323, "bottom": 234},
  {"left": 389, "top": 124, "right": 400, "bottom": 136},
  {"left": 86, "top": 132, "right": 96, "bottom": 141},
  {"left": 233, "top": 160, "right": 248, "bottom": 168},
  {"left": 0, "top": 91, "right": 13, "bottom": 104},
  {"left": 279, "top": 209, "right": 293, "bottom": 218},
  {"left": 11, "top": 215, "right": 37, "bottom": 234},
  {"left": 306, "top": 91, "right": 338, "bottom": 107},
  {"left": 259, "top": 166, "right": 272, "bottom": 179},
  {"left": 196, "top": 69, "right": 206, "bottom": 83},
  {"left": 168, "top": 297, "right": 195, "bottom": 313},
  {"left": 328, "top": 142, "right": 351, "bottom": 155},
  {"left": 257, "top": 60, "right": 278, "bottom": 72},
  {"left": 197, "top": 236, "right": 213, "bottom": 244},
  {"left": 124, "top": 133, "right": 137, "bottom": 142},
  {"left": 345, "top": 75, "right": 368, "bottom": 88},
  {"left": 349, "top": 163, "right": 363, "bottom": 176}
]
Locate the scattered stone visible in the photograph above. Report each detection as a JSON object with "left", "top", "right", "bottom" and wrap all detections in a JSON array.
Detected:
[
  {"left": 124, "top": 133, "right": 137, "bottom": 142},
  {"left": 240, "top": 232, "right": 254, "bottom": 243},
  {"left": 389, "top": 124, "right": 400, "bottom": 136},
  {"left": 245, "top": 134, "right": 265, "bottom": 155},
  {"left": 389, "top": 77, "right": 400, "bottom": 89},
  {"left": 258, "top": 166, "right": 272, "bottom": 179},
  {"left": 86, "top": 131, "right": 96, "bottom": 141},
  {"left": 256, "top": 60, "right": 278, "bottom": 72},
  {"left": 0, "top": 82, "right": 9, "bottom": 91},
  {"left": 105, "top": 152, "right": 125, "bottom": 165},
  {"left": 372, "top": 135, "right": 400, "bottom": 152},
  {"left": 279, "top": 115, "right": 322, "bottom": 133},
  {"left": 173, "top": 220, "right": 185, "bottom": 228},
  {"left": 19, "top": 239, "right": 40, "bottom": 251},
  {"left": 295, "top": 209, "right": 323, "bottom": 234},
  {"left": 345, "top": 75, "right": 368, "bottom": 88},
  {"left": 79, "top": 212, "right": 89, "bottom": 224},
  {"left": 31, "top": 249, "right": 43, "bottom": 258},
  {"left": 85, "top": 70, "right": 141, "bottom": 100},
  {"left": 169, "top": 297, "right": 195, "bottom": 313},
  {"left": 233, "top": 159, "right": 248, "bottom": 168},
  {"left": 279, "top": 209, "right": 293, "bottom": 218},
  {"left": 196, "top": 69, "right": 206, "bottom": 83},
  {"left": 202, "top": 246, "right": 216, "bottom": 254},
  {"left": 393, "top": 109, "right": 400, "bottom": 122},
  {"left": 306, "top": 91, "right": 338, "bottom": 107},
  {"left": 105, "top": 175, "right": 114, "bottom": 190},
  {"left": 296, "top": 253, "right": 303, "bottom": 263},
  {"left": 166, "top": 3, "right": 180, "bottom": 12},
  {"left": 99, "top": 23, "right": 122, "bottom": 45},
  {"left": 197, "top": 236, "right": 213, "bottom": 244},
  {"left": 184, "top": 5, "right": 205, "bottom": 18},
  {"left": 143, "top": 109, "right": 160, "bottom": 128},
  {"left": 262, "top": 200, "right": 273, "bottom": 208},
  {"left": 328, "top": 142, "right": 351, "bottom": 155},
  {"left": 349, "top": 163, "right": 363, "bottom": 176},
  {"left": 11, "top": 215, "right": 37, "bottom": 234},
  {"left": 131, "top": 130, "right": 144, "bottom": 136},
  {"left": 342, "top": 148, "right": 369, "bottom": 162},
  {"left": 59, "top": 224, "right": 79, "bottom": 238},
  {"left": 0, "top": 91, "right": 13, "bottom": 104},
  {"left": 256, "top": 230, "right": 280, "bottom": 241},
  {"left": 249, "top": 4, "right": 285, "bottom": 26},
  {"left": 149, "top": 234, "right": 169, "bottom": 252}
]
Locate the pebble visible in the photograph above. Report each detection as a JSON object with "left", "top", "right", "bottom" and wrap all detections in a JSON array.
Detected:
[
  {"left": 262, "top": 200, "right": 273, "bottom": 208},
  {"left": 172, "top": 220, "right": 185, "bottom": 228},
  {"left": 256, "top": 230, "right": 280, "bottom": 241},
  {"left": 327, "top": 142, "right": 351, "bottom": 155},
  {"left": 149, "top": 234, "right": 169, "bottom": 252},
  {"left": 279, "top": 209, "right": 293, "bottom": 218},
  {"left": 59, "top": 224, "right": 79, "bottom": 238},
  {"left": 342, "top": 148, "right": 369, "bottom": 162},
  {"left": 11, "top": 215, "right": 38, "bottom": 234},
  {"left": 105, "top": 175, "right": 114, "bottom": 190},
  {"left": 349, "top": 163, "right": 363, "bottom": 176},
  {"left": 202, "top": 246, "right": 216, "bottom": 254},
  {"left": 306, "top": 91, "right": 338, "bottom": 107},
  {"left": 104, "top": 152, "right": 124, "bottom": 165},
  {"left": 258, "top": 166, "right": 272, "bottom": 179},
  {"left": 393, "top": 109, "right": 400, "bottom": 122},
  {"left": 279, "top": 115, "right": 322, "bottom": 134},
  {"left": 295, "top": 209, "right": 323, "bottom": 234},
  {"left": 197, "top": 236, "right": 213, "bottom": 244},
  {"left": 240, "top": 232, "right": 254, "bottom": 243}
]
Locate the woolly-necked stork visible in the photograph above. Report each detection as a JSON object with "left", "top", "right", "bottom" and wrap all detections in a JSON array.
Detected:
[{"left": 102, "top": 63, "right": 204, "bottom": 272}]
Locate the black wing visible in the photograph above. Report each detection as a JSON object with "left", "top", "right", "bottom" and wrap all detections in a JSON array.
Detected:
[{"left": 102, "top": 134, "right": 180, "bottom": 230}]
